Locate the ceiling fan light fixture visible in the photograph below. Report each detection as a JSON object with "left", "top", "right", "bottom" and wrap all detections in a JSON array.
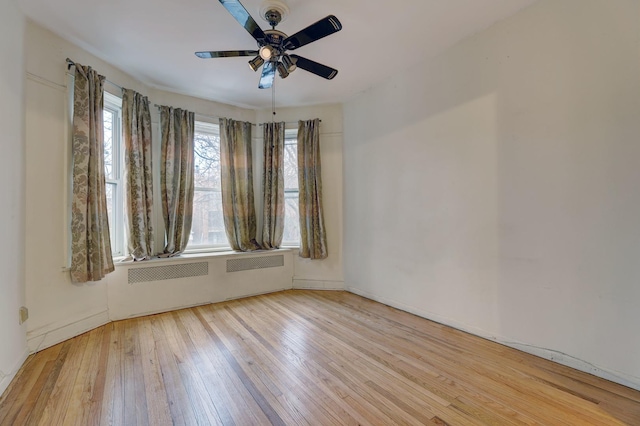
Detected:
[
  {"left": 248, "top": 55, "right": 264, "bottom": 72},
  {"left": 259, "top": 45, "right": 275, "bottom": 60},
  {"left": 281, "top": 54, "right": 297, "bottom": 72},
  {"left": 277, "top": 62, "right": 290, "bottom": 79}
]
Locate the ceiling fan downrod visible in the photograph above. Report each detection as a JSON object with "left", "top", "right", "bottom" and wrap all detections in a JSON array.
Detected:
[
  {"left": 260, "top": 0, "right": 289, "bottom": 28},
  {"left": 264, "top": 9, "right": 282, "bottom": 29}
]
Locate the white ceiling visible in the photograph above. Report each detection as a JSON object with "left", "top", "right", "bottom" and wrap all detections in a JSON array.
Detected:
[{"left": 19, "top": 0, "right": 537, "bottom": 109}]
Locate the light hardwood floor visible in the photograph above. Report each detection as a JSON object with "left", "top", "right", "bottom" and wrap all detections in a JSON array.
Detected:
[{"left": 1, "top": 290, "right": 639, "bottom": 425}]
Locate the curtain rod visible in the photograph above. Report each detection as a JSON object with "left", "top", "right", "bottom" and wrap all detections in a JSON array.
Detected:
[
  {"left": 153, "top": 104, "right": 256, "bottom": 126},
  {"left": 258, "top": 119, "right": 322, "bottom": 126},
  {"left": 66, "top": 58, "right": 124, "bottom": 91},
  {"left": 66, "top": 59, "right": 321, "bottom": 127},
  {"left": 153, "top": 104, "right": 320, "bottom": 127}
]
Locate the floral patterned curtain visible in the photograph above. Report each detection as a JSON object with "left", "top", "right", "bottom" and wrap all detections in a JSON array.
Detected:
[
  {"left": 219, "top": 118, "right": 260, "bottom": 251},
  {"left": 122, "top": 89, "right": 154, "bottom": 260},
  {"left": 70, "top": 63, "right": 114, "bottom": 282},
  {"left": 297, "top": 119, "right": 328, "bottom": 259},
  {"left": 262, "top": 122, "right": 285, "bottom": 249},
  {"left": 160, "top": 106, "right": 195, "bottom": 256}
]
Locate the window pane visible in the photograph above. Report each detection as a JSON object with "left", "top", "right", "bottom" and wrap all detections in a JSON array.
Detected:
[
  {"left": 188, "top": 126, "right": 227, "bottom": 249},
  {"left": 190, "top": 189, "right": 226, "bottom": 246},
  {"left": 194, "top": 132, "right": 221, "bottom": 190},
  {"left": 284, "top": 142, "right": 298, "bottom": 191},
  {"left": 283, "top": 192, "right": 300, "bottom": 244},
  {"left": 283, "top": 139, "right": 300, "bottom": 244},
  {"left": 103, "top": 109, "right": 114, "bottom": 179},
  {"left": 105, "top": 182, "right": 116, "bottom": 250}
]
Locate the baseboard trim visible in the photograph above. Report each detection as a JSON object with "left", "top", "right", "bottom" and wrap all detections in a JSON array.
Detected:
[
  {"left": 27, "top": 309, "right": 110, "bottom": 353},
  {"left": 346, "top": 286, "right": 640, "bottom": 392},
  {"left": 0, "top": 347, "right": 29, "bottom": 398},
  {"left": 293, "top": 278, "right": 344, "bottom": 290},
  {"left": 498, "top": 341, "right": 640, "bottom": 392}
]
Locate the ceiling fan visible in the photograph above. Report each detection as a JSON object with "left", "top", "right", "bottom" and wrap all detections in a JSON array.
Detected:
[{"left": 195, "top": 0, "right": 342, "bottom": 89}]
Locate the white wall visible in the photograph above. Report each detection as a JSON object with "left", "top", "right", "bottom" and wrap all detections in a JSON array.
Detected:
[
  {"left": 0, "top": 0, "right": 27, "bottom": 397},
  {"left": 344, "top": 0, "right": 640, "bottom": 390},
  {"left": 257, "top": 105, "right": 344, "bottom": 290}
]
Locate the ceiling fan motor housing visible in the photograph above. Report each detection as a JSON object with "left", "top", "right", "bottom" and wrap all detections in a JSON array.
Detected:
[{"left": 265, "top": 30, "right": 287, "bottom": 54}]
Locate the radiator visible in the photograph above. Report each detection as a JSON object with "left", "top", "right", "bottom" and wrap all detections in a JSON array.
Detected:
[
  {"left": 128, "top": 262, "right": 209, "bottom": 284},
  {"left": 226, "top": 255, "right": 284, "bottom": 273}
]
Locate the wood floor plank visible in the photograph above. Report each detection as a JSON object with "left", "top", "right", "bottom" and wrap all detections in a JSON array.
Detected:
[
  {"left": 101, "top": 321, "right": 125, "bottom": 426},
  {"left": 224, "top": 298, "right": 406, "bottom": 425},
  {"left": 148, "top": 315, "right": 196, "bottom": 426},
  {"left": 84, "top": 323, "right": 112, "bottom": 425},
  {"left": 268, "top": 294, "right": 484, "bottom": 425},
  {"left": 2, "top": 347, "right": 61, "bottom": 426},
  {"left": 2, "top": 290, "right": 639, "bottom": 425},
  {"left": 223, "top": 297, "right": 378, "bottom": 421},
  {"left": 156, "top": 313, "right": 214, "bottom": 425},
  {"left": 217, "top": 302, "right": 368, "bottom": 426},
  {"left": 174, "top": 308, "right": 267, "bottom": 425},
  {"left": 197, "top": 304, "right": 340, "bottom": 425},
  {"left": 36, "top": 332, "right": 89, "bottom": 425},
  {"left": 305, "top": 291, "right": 629, "bottom": 425},
  {"left": 136, "top": 317, "right": 173, "bottom": 426},
  {"left": 61, "top": 327, "right": 103, "bottom": 426},
  {"left": 254, "top": 294, "right": 473, "bottom": 424},
  {"left": 188, "top": 307, "right": 305, "bottom": 425},
  {"left": 4, "top": 345, "right": 65, "bottom": 426}
]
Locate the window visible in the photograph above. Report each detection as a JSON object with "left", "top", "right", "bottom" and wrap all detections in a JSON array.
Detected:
[
  {"left": 103, "top": 92, "right": 125, "bottom": 256},
  {"left": 282, "top": 130, "right": 300, "bottom": 246},
  {"left": 98, "top": 109, "right": 293, "bottom": 254},
  {"left": 189, "top": 121, "right": 227, "bottom": 249}
]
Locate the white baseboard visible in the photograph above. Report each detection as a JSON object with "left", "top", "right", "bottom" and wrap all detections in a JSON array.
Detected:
[
  {"left": 0, "top": 347, "right": 29, "bottom": 398},
  {"left": 499, "top": 341, "right": 640, "bottom": 392},
  {"left": 27, "top": 309, "right": 110, "bottom": 353},
  {"left": 346, "top": 286, "right": 640, "bottom": 392},
  {"left": 108, "top": 302, "right": 212, "bottom": 322},
  {"left": 224, "top": 287, "right": 292, "bottom": 301},
  {"left": 293, "top": 278, "right": 344, "bottom": 290},
  {"left": 110, "top": 287, "right": 291, "bottom": 321}
]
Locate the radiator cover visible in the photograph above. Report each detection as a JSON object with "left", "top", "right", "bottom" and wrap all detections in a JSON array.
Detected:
[
  {"left": 226, "top": 255, "right": 284, "bottom": 273},
  {"left": 128, "top": 262, "right": 209, "bottom": 284}
]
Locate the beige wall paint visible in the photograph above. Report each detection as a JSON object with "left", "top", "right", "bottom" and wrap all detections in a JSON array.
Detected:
[
  {"left": 0, "top": 0, "right": 27, "bottom": 397},
  {"left": 344, "top": 0, "right": 640, "bottom": 389}
]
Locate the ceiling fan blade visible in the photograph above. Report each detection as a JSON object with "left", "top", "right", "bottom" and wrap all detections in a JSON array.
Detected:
[
  {"left": 195, "top": 50, "right": 258, "bottom": 58},
  {"left": 283, "top": 15, "right": 342, "bottom": 50},
  {"left": 218, "top": 0, "right": 267, "bottom": 44},
  {"left": 258, "top": 61, "right": 276, "bottom": 89},
  {"left": 289, "top": 55, "right": 338, "bottom": 80}
]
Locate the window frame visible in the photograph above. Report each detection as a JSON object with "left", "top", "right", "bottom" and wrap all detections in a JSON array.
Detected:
[
  {"left": 186, "top": 120, "right": 230, "bottom": 252},
  {"left": 281, "top": 128, "right": 301, "bottom": 247},
  {"left": 103, "top": 92, "right": 126, "bottom": 257}
]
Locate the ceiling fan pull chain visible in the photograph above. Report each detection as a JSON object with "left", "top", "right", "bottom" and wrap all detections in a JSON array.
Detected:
[{"left": 272, "top": 72, "right": 276, "bottom": 122}]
